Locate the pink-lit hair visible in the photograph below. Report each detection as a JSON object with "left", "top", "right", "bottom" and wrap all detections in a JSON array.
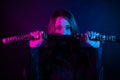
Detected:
[{"left": 47, "top": 9, "right": 79, "bottom": 35}]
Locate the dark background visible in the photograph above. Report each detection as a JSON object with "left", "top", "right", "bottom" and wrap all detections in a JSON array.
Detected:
[{"left": 0, "top": 0, "right": 120, "bottom": 80}]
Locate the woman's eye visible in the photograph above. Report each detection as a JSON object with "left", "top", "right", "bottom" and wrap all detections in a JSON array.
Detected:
[
  {"left": 55, "top": 26, "right": 61, "bottom": 30},
  {"left": 66, "top": 26, "right": 71, "bottom": 30}
]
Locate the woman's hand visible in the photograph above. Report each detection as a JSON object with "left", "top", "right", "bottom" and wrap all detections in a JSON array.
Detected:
[
  {"left": 84, "top": 31, "right": 100, "bottom": 48},
  {"left": 29, "top": 31, "right": 44, "bottom": 48}
]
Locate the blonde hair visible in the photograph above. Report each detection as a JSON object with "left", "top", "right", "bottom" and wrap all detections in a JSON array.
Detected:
[{"left": 48, "top": 9, "right": 79, "bottom": 35}]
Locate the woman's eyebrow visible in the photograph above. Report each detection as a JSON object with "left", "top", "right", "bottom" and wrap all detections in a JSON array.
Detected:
[
  {"left": 55, "top": 25, "right": 61, "bottom": 28},
  {"left": 65, "top": 25, "right": 70, "bottom": 27}
]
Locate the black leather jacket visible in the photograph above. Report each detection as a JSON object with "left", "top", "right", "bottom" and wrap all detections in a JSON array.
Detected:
[{"left": 29, "top": 39, "right": 103, "bottom": 80}]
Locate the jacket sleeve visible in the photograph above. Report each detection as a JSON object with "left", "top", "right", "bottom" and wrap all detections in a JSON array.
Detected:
[
  {"left": 83, "top": 47, "right": 103, "bottom": 80},
  {"left": 95, "top": 48, "right": 103, "bottom": 80},
  {"left": 29, "top": 47, "right": 42, "bottom": 80}
]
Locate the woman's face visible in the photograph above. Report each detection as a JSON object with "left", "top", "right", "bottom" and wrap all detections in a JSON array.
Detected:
[{"left": 54, "top": 16, "right": 71, "bottom": 35}]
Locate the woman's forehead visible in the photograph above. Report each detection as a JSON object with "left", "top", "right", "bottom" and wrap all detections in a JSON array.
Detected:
[{"left": 55, "top": 16, "right": 70, "bottom": 26}]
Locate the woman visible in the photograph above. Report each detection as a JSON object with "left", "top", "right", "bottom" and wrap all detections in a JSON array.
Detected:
[{"left": 29, "top": 9, "right": 103, "bottom": 80}]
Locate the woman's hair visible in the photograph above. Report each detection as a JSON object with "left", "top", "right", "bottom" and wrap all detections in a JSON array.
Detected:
[{"left": 48, "top": 9, "right": 79, "bottom": 34}]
